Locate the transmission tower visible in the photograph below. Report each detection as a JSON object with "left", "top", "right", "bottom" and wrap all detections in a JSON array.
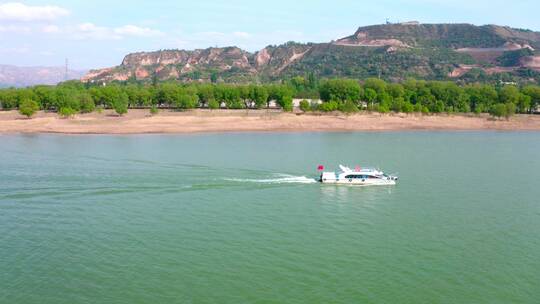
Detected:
[{"left": 64, "top": 58, "right": 69, "bottom": 81}]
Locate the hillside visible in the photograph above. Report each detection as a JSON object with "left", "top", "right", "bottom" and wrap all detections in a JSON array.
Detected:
[
  {"left": 0, "top": 65, "right": 87, "bottom": 88},
  {"left": 82, "top": 23, "right": 540, "bottom": 84}
]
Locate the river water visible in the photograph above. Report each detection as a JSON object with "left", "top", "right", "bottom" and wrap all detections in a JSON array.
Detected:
[{"left": 1, "top": 132, "right": 539, "bottom": 303}]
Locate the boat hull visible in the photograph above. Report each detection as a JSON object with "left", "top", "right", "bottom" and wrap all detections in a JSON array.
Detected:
[{"left": 320, "top": 179, "right": 396, "bottom": 186}]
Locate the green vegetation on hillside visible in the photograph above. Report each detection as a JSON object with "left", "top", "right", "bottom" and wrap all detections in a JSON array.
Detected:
[
  {"left": 280, "top": 44, "right": 477, "bottom": 81},
  {"left": 496, "top": 48, "right": 534, "bottom": 67},
  {"left": 347, "top": 24, "right": 510, "bottom": 48}
]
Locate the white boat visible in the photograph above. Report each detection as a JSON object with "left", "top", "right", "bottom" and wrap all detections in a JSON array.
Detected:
[{"left": 319, "top": 165, "right": 398, "bottom": 186}]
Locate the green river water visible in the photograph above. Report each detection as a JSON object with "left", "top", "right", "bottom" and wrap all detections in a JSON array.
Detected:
[{"left": 1, "top": 132, "right": 539, "bottom": 303}]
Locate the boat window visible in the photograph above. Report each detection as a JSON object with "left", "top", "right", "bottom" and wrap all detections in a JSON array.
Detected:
[{"left": 346, "top": 175, "right": 376, "bottom": 179}]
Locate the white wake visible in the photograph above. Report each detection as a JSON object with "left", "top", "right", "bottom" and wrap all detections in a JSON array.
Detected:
[{"left": 225, "top": 174, "right": 317, "bottom": 184}]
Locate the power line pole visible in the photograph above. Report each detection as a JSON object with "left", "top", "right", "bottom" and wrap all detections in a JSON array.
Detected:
[{"left": 64, "top": 58, "right": 69, "bottom": 81}]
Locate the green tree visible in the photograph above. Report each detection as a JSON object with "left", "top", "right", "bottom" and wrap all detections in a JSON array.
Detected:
[
  {"left": 80, "top": 93, "right": 96, "bottom": 113},
  {"left": 18, "top": 99, "right": 40, "bottom": 118},
  {"left": 251, "top": 86, "right": 269, "bottom": 109},
  {"left": 196, "top": 85, "right": 215, "bottom": 108},
  {"left": 387, "top": 83, "right": 405, "bottom": 99},
  {"left": 290, "top": 76, "right": 307, "bottom": 91},
  {"left": 299, "top": 99, "right": 310, "bottom": 112},
  {"left": 517, "top": 94, "right": 531, "bottom": 114},
  {"left": 363, "top": 78, "right": 387, "bottom": 95},
  {"left": 363, "top": 88, "right": 377, "bottom": 108},
  {"left": 319, "top": 79, "right": 361, "bottom": 102},
  {"left": 431, "top": 100, "right": 446, "bottom": 113},
  {"left": 489, "top": 103, "right": 515, "bottom": 119},
  {"left": 0, "top": 89, "right": 19, "bottom": 110},
  {"left": 279, "top": 95, "right": 293, "bottom": 112},
  {"left": 210, "top": 72, "right": 219, "bottom": 83},
  {"left": 112, "top": 92, "right": 129, "bottom": 115},
  {"left": 390, "top": 97, "right": 405, "bottom": 112},
  {"left": 489, "top": 104, "right": 506, "bottom": 119},
  {"left": 33, "top": 86, "right": 57, "bottom": 110},
  {"left": 506, "top": 103, "right": 516, "bottom": 118},
  {"left": 465, "top": 84, "right": 497, "bottom": 113},
  {"left": 156, "top": 83, "right": 178, "bottom": 106},
  {"left": 499, "top": 86, "right": 520, "bottom": 104},
  {"left": 55, "top": 88, "right": 81, "bottom": 111},
  {"left": 376, "top": 103, "right": 390, "bottom": 113},
  {"left": 319, "top": 100, "right": 339, "bottom": 112},
  {"left": 269, "top": 85, "right": 295, "bottom": 111},
  {"left": 338, "top": 100, "right": 360, "bottom": 114},
  {"left": 522, "top": 85, "right": 540, "bottom": 113},
  {"left": 124, "top": 84, "right": 140, "bottom": 107},
  {"left": 58, "top": 107, "right": 77, "bottom": 118},
  {"left": 401, "top": 101, "right": 414, "bottom": 113},
  {"left": 208, "top": 99, "right": 220, "bottom": 109},
  {"left": 175, "top": 91, "right": 199, "bottom": 109}
]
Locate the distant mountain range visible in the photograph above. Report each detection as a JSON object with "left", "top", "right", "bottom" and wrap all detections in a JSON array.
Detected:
[{"left": 0, "top": 65, "right": 87, "bottom": 88}]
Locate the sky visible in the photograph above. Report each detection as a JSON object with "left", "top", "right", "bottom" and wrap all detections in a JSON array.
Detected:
[{"left": 0, "top": 0, "right": 539, "bottom": 70}]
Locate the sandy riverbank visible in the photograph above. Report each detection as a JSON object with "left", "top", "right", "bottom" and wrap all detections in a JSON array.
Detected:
[{"left": 1, "top": 109, "right": 540, "bottom": 134}]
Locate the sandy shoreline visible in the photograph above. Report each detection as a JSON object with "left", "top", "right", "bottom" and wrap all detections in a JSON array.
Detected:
[{"left": 1, "top": 109, "right": 540, "bottom": 134}]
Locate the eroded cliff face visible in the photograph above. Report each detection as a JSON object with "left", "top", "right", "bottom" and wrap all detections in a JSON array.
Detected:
[
  {"left": 253, "top": 43, "right": 313, "bottom": 74},
  {"left": 84, "top": 47, "right": 258, "bottom": 82},
  {"left": 334, "top": 30, "right": 410, "bottom": 48},
  {"left": 83, "top": 44, "right": 314, "bottom": 82},
  {"left": 122, "top": 50, "right": 191, "bottom": 67}
]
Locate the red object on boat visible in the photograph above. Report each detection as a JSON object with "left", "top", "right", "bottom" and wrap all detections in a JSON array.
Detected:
[
  {"left": 355, "top": 166, "right": 361, "bottom": 171},
  {"left": 317, "top": 165, "right": 324, "bottom": 171}
]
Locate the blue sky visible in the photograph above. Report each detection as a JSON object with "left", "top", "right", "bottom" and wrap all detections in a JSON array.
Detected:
[{"left": 1, "top": 0, "right": 539, "bottom": 69}]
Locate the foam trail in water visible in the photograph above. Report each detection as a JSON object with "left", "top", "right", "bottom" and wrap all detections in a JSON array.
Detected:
[{"left": 225, "top": 174, "right": 317, "bottom": 184}]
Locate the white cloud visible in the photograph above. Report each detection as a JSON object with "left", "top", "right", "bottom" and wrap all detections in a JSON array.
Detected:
[
  {"left": 67, "top": 22, "right": 117, "bottom": 40},
  {"left": 64, "top": 23, "right": 163, "bottom": 40},
  {"left": 39, "top": 50, "right": 54, "bottom": 56},
  {"left": 160, "top": 30, "right": 308, "bottom": 53},
  {"left": 113, "top": 25, "right": 163, "bottom": 37},
  {"left": 0, "top": 24, "right": 30, "bottom": 32},
  {"left": 0, "top": 2, "right": 69, "bottom": 22},
  {"left": 0, "top": 46, "right": 30, "bottom": 54},
  {"left": 233, "top": 31, "right": 251, "bottom": 39},
  {"left": 42, "top": 24, "right": 60, "bottom": 33}
]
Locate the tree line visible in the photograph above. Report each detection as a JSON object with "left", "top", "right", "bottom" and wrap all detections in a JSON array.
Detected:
[
  {"left": 1, "top": 77, "right": 539, "bottom": 119},
  {"left": 314, "top": 78, "right": 540, "bottom": 118}
]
